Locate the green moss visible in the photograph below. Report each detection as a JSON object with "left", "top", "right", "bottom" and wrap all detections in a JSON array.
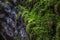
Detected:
[{"left": 18, "top": 0, "right": 60, "bottom": 40}]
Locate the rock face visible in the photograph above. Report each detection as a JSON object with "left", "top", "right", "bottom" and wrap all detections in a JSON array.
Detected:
[{"left": 0, "top": 0, "right": 30, "bottom": 40}]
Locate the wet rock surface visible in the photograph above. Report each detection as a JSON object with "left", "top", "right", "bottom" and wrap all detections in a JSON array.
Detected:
[{"left": 0, "top": 0, "right": 30, "bottom": 40}]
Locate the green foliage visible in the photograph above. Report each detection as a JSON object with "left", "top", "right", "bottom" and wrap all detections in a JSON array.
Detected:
[{"left": 18, "top": 0, "right": 60, "bottom": 40}]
